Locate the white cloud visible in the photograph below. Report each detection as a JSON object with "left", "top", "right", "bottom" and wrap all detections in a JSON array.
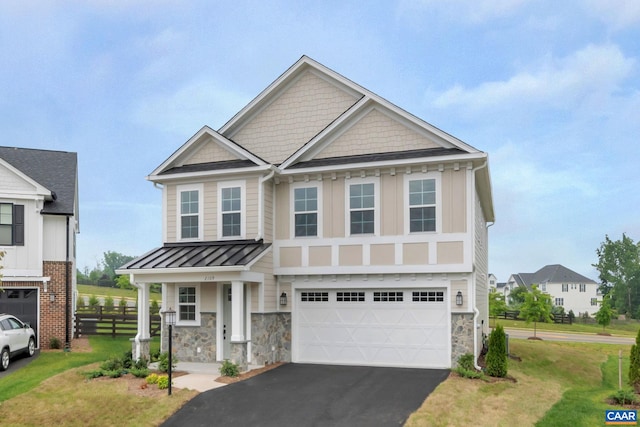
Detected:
[
  {"left": 431, "top": 44, "right": 635, "bottom": 112},
  {"left": 396, "top": 0, "right": 530, "bottom": 24},
  {"left": 132, "top": 79, "right": 250, "bottom": 135},
  {"left": 585, "top": 0, "right": 640, "bottom": 30}
]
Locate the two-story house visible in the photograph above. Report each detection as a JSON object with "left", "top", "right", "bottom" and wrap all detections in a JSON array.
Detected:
[
  {"left": 118, "top": 56, "right": 495, "bottom": 369},
  {"left": 507, "top": 264, "right": 599, "bottom": 315},
  {"left": 0, "top": 146, "right": 79, "bottom": 350}
]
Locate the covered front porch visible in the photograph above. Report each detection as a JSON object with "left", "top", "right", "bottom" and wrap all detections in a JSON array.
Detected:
[{"left": 116, "top": 240, "right": 272, "bottom": 371}]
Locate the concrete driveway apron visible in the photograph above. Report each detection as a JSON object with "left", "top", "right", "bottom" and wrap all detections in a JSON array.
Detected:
[{"left": 162, "top": 363, "right": 449, "bottom": 427}]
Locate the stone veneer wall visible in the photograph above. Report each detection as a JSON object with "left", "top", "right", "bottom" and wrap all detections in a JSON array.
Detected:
[
  {"left": 451, "top": 313, "right": 475, "bottom": 367},
  {"left": 164, "top": 312, "right": 217, "bottom": 363},
  {"left": 251, "top": 312, "right": 291, "bottom": 365}
]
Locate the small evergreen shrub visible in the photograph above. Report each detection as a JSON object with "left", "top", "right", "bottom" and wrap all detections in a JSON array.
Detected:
[
  {"left": 49, "top": 337, "right": 62, "bottom": 349},
  {"left": 100, "top": 356, "right": 124, "bottom": 372},
  {"left": 629, "top": 329, "right": 640, "bottom": 391},
  {"left": 130, "top": 368, "right": 151, "bottom": 378},
  {"left": 119, "top": 298, "right": 128, "bottom": 309},
  {"left": 77, "top": 296, "right": 86, "bottom": 308},
  {"left": 610, "top": 388, "right": 639, "bottom": 405},
  {"left": 157, "top": 352, "right": 177, "bottom": 373},
  {"left": 104, "top": 295, "right": 115, "bottom": 312},
  {"left": 157, "top": 375, "right": 169, "bottom": 390},
  {"left": 219, "top": 360, "right": 240, "bottom": 377},
  {"left": 88, "top": 294, "right": 100, "bottom": 308},
  {"left": 104, "top": 369, "right": 125, "bottom": 378},
  {"left": 82, "top": 369, "right": 104, "bottom": 379},
  {"left": 486, "top": 324, "right": 508, "bottom": 378},
  {"left": 457, "top": 353, "right": 475, "bottom": 371}
]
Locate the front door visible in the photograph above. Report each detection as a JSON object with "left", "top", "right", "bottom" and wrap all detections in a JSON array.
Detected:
[{"left": 222, "top": 284, "right": 232, "bottom": 359}]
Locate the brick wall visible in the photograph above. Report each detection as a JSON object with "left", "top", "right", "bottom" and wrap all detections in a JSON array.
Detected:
[{"left": 2, "top": 261, "right": 72, "bottom": 349}]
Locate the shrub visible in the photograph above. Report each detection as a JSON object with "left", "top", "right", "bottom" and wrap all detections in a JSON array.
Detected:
[
  {"left": 157, "top": 352, "right": 177, "bottom": 373},
  {"left": 486, "top": 324, "right": 508, "bottom": 378},
  {"left": 49, "top": 337, "right": 62, "bottom": 349},
  {"left": 610, "top": 388, "right": 639, "bottom": 405},
  {"left": 104, "top": 295, "right": 115, "bottom": 312},
  {"left": 77, "top": 296, "right": 86, "bottom": 308},
  {"left": 88, "top": 294, "right": 100, "bottom": 309},
  {"left": 146, "top": 373, "right": 159, "bottom": 384},
  {"left": 100, "top": 356, "right": 124, "bottom": 372},
  {"left": 219, "top": 360, "right": 240, "bottom": 377},
  {"left": 104, "top": 369, "right": 125, "bottom": 378},
  {"left": 157, "top": 375, "right": 169, "bottom": 390},
  {"left": 119, "top": 298, "right": 128, "bottom": 309},
  {"left": 150, "top": 299, "right": 160, "bottom": 315},
  {"left": 82, "top": 370, "right": 104, "bottom": 379},
  {"left": 457, "top": 353, "right": 475, "bottom": 371},
  {"left": 130, "top": 368, "right": 150, "bottom": 378},
  {"left": 629, "top": 330, "right": 640, "bottom": 391}
]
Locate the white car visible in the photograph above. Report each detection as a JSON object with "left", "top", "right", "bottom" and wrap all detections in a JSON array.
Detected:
[{"left": 0, "top": 314, "right": 36, "bottom": 371}]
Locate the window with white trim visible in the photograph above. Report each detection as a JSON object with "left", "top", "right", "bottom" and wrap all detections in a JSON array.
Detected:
[
  {"left": 0, "top": 203, "right": 24, "bottom": 246},
  {"left": 177, "top": 185, "right": 203, "bottom": 241},
  {"left": 562, "top": 284, "right": 568, "bottom": 292},
  {"left": 579, "top": 284, "right": 586, "bottom": 292},
  {"left": 348, "top": 181, "right": 376, "bottom": 235},
  {"left": 218, "top": 181, "right": 245, "bottom": 239},
  {"left": 294, "top": 186, "right": 318, "bottom": 237},
  {"left": 555, "top": 298, "right": 564, "bottom": 306},
  {"left": 591, "top": 298, "right": 598, "bottom": 306},
  {"left": 408, "top": 178, "right": 436, "bottom": 232},
  {"left": 177, "top": 285, "right": 199, "bottom": 324}
]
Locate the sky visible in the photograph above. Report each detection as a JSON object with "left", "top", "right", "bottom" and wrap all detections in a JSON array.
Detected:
[{"left": 1, "top": 0, "right": 638, "bottom": 283}]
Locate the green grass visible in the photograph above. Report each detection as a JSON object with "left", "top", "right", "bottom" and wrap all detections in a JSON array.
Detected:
[
  {"left": 0, "top": 336, "right": 158, "bottom": 402},
  {"left": 494, "top": 318, "right": 640, "bottom": 337},
  {"left": 77, "top": 284, "right": 161, "bottom": 301}
]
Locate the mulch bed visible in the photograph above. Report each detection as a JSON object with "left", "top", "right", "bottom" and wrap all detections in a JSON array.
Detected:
[{"left": 215, "top": 362, "right": 286, "bottom": 384}]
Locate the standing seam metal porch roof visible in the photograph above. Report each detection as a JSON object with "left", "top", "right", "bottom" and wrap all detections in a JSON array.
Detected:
[{"left": 120, "top": 240, "right": 271, "bottom": 271}]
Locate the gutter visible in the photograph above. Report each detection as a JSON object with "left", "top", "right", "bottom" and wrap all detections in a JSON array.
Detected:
[
  {"left": 471, "top": 160, "right": 489, "bottom": 371},
  {"left": 65, "top": 216, "right": 70, "bottom": 350},
  {"left": 255, "top": 165, "right": 278, "bottom": 241}
]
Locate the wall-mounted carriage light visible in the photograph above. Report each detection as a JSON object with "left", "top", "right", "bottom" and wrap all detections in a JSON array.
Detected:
[
  {"left": 456, "top": 291, "right": 463, "bottom": 306},
  {"left": 280, "top": 292, "right": 288, "bottom": 306}
]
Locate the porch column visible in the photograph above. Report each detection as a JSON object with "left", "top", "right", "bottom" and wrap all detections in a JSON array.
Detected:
[
  {"left": 132, "top": 282, "right": 151, "bottom": 361},
  {"left": 231, "top": 280, "right": 245, "bottom": 342}
]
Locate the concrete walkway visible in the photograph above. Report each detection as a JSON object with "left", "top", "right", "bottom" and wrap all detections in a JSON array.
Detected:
[{"left": 149, "top": 361, "right": 263, "bottom": 392}]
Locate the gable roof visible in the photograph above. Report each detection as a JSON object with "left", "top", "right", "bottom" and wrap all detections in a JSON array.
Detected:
[
  {"left": 0, "top": 146, "right": 77, "bottom": 215},
  {"left": 511, "top": 264, "right": 597, "bottom": 290}
]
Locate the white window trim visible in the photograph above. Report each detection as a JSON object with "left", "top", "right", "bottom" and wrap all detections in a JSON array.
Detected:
[
  {"left": 175, "top": 283, "right": 201, "bottom": 326},
  {"left": 403, "top": 172, "right": 441, "bottom": 235},
  {"left": 290, "top": 181, "right": 323, "bottom": 239},
  {"left": 345, "top": 176, "right": 380, "bottom": 237},
  {"left": 176, "top": 184, "right": 204, "bottom": 242},
  {"left": 217, "top": 180, "right": 246, "bottom": 240}
]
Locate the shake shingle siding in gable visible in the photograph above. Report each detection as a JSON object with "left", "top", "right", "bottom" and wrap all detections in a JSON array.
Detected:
[
  {"left": 315, "top": 108, "right": 441, "bottom": 159},
  {"left": 230, "top": 70, "right": 360, "bottom": 164}
]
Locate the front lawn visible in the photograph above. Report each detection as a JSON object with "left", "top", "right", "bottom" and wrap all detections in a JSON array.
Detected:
[
  {"left": 405, "top": 340, "right": 632, "bottom": 426},
  {"left": 494, "top": 318, "right": 640, "bottom": 337}
]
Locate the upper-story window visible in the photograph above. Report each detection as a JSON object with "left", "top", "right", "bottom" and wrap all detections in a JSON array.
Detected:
[
  {"left": 562, "top": 284, "right": 568, "bottom": 292},
  {"left": 579, "top": 284, "right": 586, "bottom": 292},
  {"left": 348, "top": 179, "right": 377, "bottom": 235},
  {"left": 408, "top": 178, "right": 436, "bottom": 232},
  {"left": 218, "top": 181, "right": 245, "bottom": 239},
  {"left": 177, "top": 184, "right": 203, "bottom": 241},
  {"left": 294, "top": 186, "right": 318, "bottom": 237},
  {"left": 0, "top": 203, "right": 24, "bottom": 246}
]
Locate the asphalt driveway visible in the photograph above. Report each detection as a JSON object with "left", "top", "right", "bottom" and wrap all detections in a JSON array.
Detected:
[
  {"left": 162, "top": 363, "right": 449, "bottom": 427},
  {"left": 0, "top": 350, "right": 39, "bottom": 379}
]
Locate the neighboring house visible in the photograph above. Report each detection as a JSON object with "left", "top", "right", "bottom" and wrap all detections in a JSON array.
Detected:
[
  {"left": 488, "top": 273, "right": 497, "bottom": 292},
  {"left": 0, "top": 146, "right": 79, "bottom": 349},
  {"left": 507, "top": 264, "right": 599, "bottom": 315},
  {"left": 118, "top": 56, "right": 495, "bottom": 369}
]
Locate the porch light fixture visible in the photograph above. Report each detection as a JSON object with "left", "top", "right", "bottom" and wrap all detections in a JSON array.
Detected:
[
  {"left": 456, "top": 291, "right": 463, "bottom": 306},
  {"left": 164, "top": 308, "right": 176, "bottom": 396},
  {"left": 280, "top": 292, "right": 287, "bottom": 306}
]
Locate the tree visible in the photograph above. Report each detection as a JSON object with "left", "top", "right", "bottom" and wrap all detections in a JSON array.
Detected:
[
  {"left": 116, "top": 274, "right": 134, "bottom": 290},
  {"left": 629, "top": 329, "right": 640, "bottom": 392},
  {"left": 595, "top": 296, "right": 613, "bottom": 333},
  {"left": 102, "top": 251, "right": 135, "bottom": 281},
  {"left": 508, "top": 286, "right": 528, "bottom": 307},
  {"left": 486, "top": 324, "right": 508, "bottom": 377},
  {"left": 593, "top": 234, "right": 640, "bottom": 316},
  {"left": 489, "top": 292, "right": 507, "bottom": 326},
  {"left": 519, "top": 284, "right": 553, "bottom": 338}
]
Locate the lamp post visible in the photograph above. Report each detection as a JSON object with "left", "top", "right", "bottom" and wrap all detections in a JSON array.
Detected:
[{"left": 164, "top": 308, "right": 176, "bottom": 396}]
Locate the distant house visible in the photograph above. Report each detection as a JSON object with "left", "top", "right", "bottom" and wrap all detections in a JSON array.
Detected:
[
  {"left": 507, "top": 264, "right": 599, "bottom": 315},
  {"left": 118, "top": 56, "right": 495, "bottom": 370},
  {"left": 0, "top": 146, "right": 79, "bottom": 349}
]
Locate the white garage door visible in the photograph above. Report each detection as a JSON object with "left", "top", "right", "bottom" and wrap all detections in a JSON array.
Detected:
[{"left": 294, "top": 289, "right": 449, "bottom": 368}]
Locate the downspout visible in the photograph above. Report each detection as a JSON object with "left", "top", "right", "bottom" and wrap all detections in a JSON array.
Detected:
[
  {"left": 471, "top": 159, "right": 488, "bottom": 371},
  {"left": 65, "top": 215, "right": 70, "bottom": 350},
  {"left": 255, "top": 166, "right": 277, "bottom": 241}
]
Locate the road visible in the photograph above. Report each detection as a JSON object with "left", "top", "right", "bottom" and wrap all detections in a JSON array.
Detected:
[{"left": 504, "top": 328, "right": 635, "bottom": 345}]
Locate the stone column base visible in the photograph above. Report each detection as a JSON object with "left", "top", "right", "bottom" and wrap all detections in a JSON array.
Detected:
[
  {"left": 131, "top": 337, "right": 151, "bottom": 362},
  {"left": 230, "top": 341, "right": 248, "bottom": 372}
]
